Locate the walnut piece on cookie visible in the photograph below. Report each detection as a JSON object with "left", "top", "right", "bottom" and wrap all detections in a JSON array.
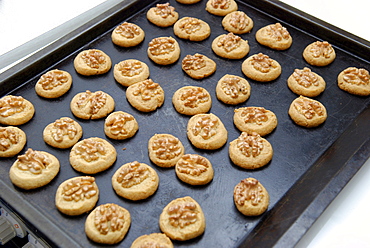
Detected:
[
  {"left": 174, "top": 17, "right": 211, "bottom": 41},
  {"left": 172, "top": 86, "right": 212, "bottom": 116},
  {"left": 0, "top": 126, "right": 26, "bottom": 157},
  {"left": 130, "top": 233, "right": 174, "bottom": 248},
  {"left": 175, "top": 154, "right": 214, "bottom": 185},
  {"left": 74, "top": 49, "right": 111, "bottom": 76},
  {"left": 216, "top": 74, "right": 251, "bottom": 105},
  {"left": 181, "top": 53, "right": 216, "bottom": 79},
  {"left": 113, "top": 59, "right": 150, "bottom": 87},
  {"left": 43, "top": 117, "right": 82, "bottom": 149},
  {"left": 255, "top": 23, "right": 292, "bottom": 50},
  {"left": 0, "top": 95, "right": 35, "bottom": 126},
  {"left": 212, "top": 32, "right": 250, "bottom": 59},
  {"left": 241, "top": 53, "right": 281, "bottom": 82},
  {"left": 287, "top": 67, "right": 326, "bottom": 97},
  {"left": 111, "top": 22, "right": 145, "bottom": 47},
  {"left": 303, "top": 41, "right": 336, "bottom": 66},
  {"left": 35, "top": 69, "right": 72, "bottom": 98},
  {"left": 206, "top": 0, "right": 238, "bottom": 16},
  {"left": 337, "top": 67, "right": 370, "bottom": 96},
  {"left": 222, "top": 11, "right": 253, "bottom": 34},
  {"left": 104, "top": 111, "right": 138, "bottom": 140},
  {"left": 147, "top": 36, "right": 181, "bottom": 65},
  {"left": 147, "top": 3, "right": 179, "bottom": 27}
]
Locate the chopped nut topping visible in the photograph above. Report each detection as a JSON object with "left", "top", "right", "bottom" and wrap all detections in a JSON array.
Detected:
[
  {"left": 76, "top": 90, "right": 107, "bottom": 115},
  {"left": 94, "top": 203, "right": 126, "bottom": 235},
  {"left": 16, "top": 148, "right": 51, "bottom": 175},
  {"left": 62, "top": 176, "right": 97, "bottom": 202},
  {"left": 178, "top": 17, "right": 201, "bottom": 34},
  {"left": 236, "top": 132, "right": 264, "bottom": 157},
  {"left": 105, "top": 113, "right": 135, "bottom": 136},
  {"left": 39, "top": 70, "right": 69, "bottom": 90},
  {"left": 179, "top": 87, "right": 209, "bottom": 108},
  {"left": 0, "top": 96, "right": 26, "bottom": 118},
  {"left": 293, "top": 97, "right": 325, "bottom": 119},
  {"left": 217, "top": 33, "right": 241, "bottom": 52},
  {"left": 309, "top": 41, "right": 334, "bottom": 58},
  {"left": 229, "top": 11, "right": 249, "bottom": 30},
  {"left": 132, "top": 79, "right": 162, "bottom": 101},
  {"left": 238, "top": 107, "right": 268, "bottom": 125},
  {"left": 343, "top": 67, "right": 370, "bottom": 86},
  {"left": 151, "top": 136, "right": 183, "bottom": 160},
  {"left": 293, "top": 67, "right": 319, "bottom": 88},
  {"left": 234, "top": 178, "right": 264, "bottom": 206},
  {"left": 51, "top": 117, "right": 79, "bottom": 142},
  {"left": 115, "top": 22, "right": 141, "bottom": 38},
  {"left": 0, "top": 127, "right": 19, "bottom": 151},
  {"left": 81, "top": 50, "right": 108, "bottom": 69},
  {"left": 148, "top": 37, "right": 175, "bottom": 56},
  {"left": 116, "top": 161, "right": 150, "bottom": 188},
  {"left": 265, "top": 23, "right": 290, "bottom": 41},
  {"left": 117, "top": 60, "right": 144, "bottom": 77},
  {"left": 192, "top": 115, "right": 218, "bottom": 140},
  {"left": 74, "top": 139, "right": 106, "bottom": 162},
  {"left": 139, "top": 242, "right": 167, "bottom": 248},
  {"left": 177, "top": 154, "right": 209, "bottom": 176},
  {"left": 250, "top": 53, "right": 278, "bottom": 73},
  {"left": 221, "top": 76, "right": 249, "bottom": 98},
  {"left": 210, "top": 0, "right": 231, "bottom": 9},
  {"left": 154, "top": 3, "right": 176, "bottom": 18},
  {"left": 182, "top": 54, "right": 206, "bottom": 71},
  {"left": 168, "top": 202, "right": 198, "bottom": 228}
]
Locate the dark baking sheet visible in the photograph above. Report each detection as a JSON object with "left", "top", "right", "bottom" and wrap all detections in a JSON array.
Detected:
[{"left": 0, "top": 0, "right": 369, "bottom": 247}]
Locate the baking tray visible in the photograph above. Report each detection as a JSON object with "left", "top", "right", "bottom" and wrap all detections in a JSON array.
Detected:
[{"left": 0, "top": 0, "right": 369, "bottom": 247}]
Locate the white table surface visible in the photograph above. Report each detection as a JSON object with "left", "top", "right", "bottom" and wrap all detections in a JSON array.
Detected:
[{"left": 0, "top": 1, "right": 369, "bottom": 247}]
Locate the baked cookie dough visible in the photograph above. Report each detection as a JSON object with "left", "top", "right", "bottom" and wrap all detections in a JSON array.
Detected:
[
  {"left": 112, "top": 161, "right": 159, "bottom": 201},
  {"left": 234, "top": 107, "right": 277, "bottom": 136},
  {"left": 174, "top": 17, "right": 211, "bottom": 41},
  {"left": 104, "top": 111, "right": 138, "bottom": 140},
  {"left": 176, "top": 0, "right": 201, "bottom": 4},
  {"left": 212, "top": 32, "right": 249, "bottom": 59},
  {"left": 70, "top": 90, "right": 115, "bottom": 119},
  {"left": 241, "top": 53, "right": 281, "bottom": 82},
  {"left": 206, "top": 0, "right": 238, "bottom": 16},
  {"left": 74, "top": 49, "right": 112, "bottom": 76},
  {"left": 55, "top": 176, "right": 99, "bottom": 216},
  {"left": 148, "top": 133, "right": 185, "bottom": 168},
  {"left": 35, "top": 69, "right": 72, "bottom": 98},
  {"left": 0, "top": 95, "right": 35, "bottom": 126},
  {"left": 113, "top": 59, "right": 150, "bottom": 87},
  {"left": 147, "top": 37, "right": 181, "bottom": 65},
  {"left": 255, "top": 23, "right": 292, "bottom": 50},
  {"left": 147, "top": 3, "right": 179, "bottom": 27},
  {"left": 85, "top": 203, "right": 131, "bottom": 244},
  {"left": 159, "top": 196, "right": 205, "bottom": 241},
  {"left": 234, "top": 178, "right": 269, "bottom": 216},
  {"left": 172, "top": 86, "right": 212, "bottom": 115},
  {"left": 222, "top": 11, "right": 253, "bottom": 34},
  {"left": 9, "top": 148, "right": 60, "bottom": 190},
  {"left": 337, "top": 67, "right": 370, "bottom": 96},
  {"left": 287, "top": 67, "right": 326, "bottom": 97},
  {"left": 288, "top": 95, "right": 327, "bottom": 128},
  {"left": 69, "top": 137, "right": 117, "bottom": 174},
  {"left": 216, "top": 74, "right": 251, "bottom": 105},
  {"left": 111, "top": 22, "right": 145, "bottom": 47},
  {"left": 187, "top": 113, "right": 228, "bottom": 150},
  {"left": 229, "top": 132, "right": 273, "bottom": 169},
  {"left": 303, "top": 41, "right": 336, "bottom": 66},
  {"left": 181, "top": 53, "right": 216, "bottom": 79},
  {"left": 130, "top": 233, "right": 173, "bottom": 248},
  {"left": 175, "top": 154, "right": 214, "bottom": 185},
  {"left": 0, "top": 126, "right": 26, "bottom": 157}
]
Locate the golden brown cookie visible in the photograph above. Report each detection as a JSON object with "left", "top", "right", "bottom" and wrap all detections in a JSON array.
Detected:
[
  {"left": 85, "top": 203, "right": 131, "bottom": 244},
  {"left": 211, "top": 32, "right": 249, "bottom": 59},
  {"left": 74, "top": 49, "right": 112, "bottom": 76},
  {"left": 206, "top": 0, "right": 238, "bottom": 16},
  {"left": 181, "top": 53, "right": 216, "bottom": 79},
  {"left": 337, "top": 67, "right": 370, "bottom": 96},
  {"left": 173, "top": 17, "right": 211, "bottom": 41},
  {"left": 172, "top": 86, "right": 212, "bottom": 115},
  {"left": 113, "top": 59, "right": 150, "bottom": 87},
  {"left": 69, "top": 137, "right": 117, "bottom": 174},
  {"left": 229, "top": 132, "right": 273, "bottom": 169},
  {"left": 9, "top": 148, "right": 60, "bottom": 190},
  {"left": 0, "top": 126, "right": 26, "bottom": 157},
  {"left": 112, "top": 161, "right": 159, "bottom": 201},
  {"left": 287, "top": 67, "right": 326, "bottom": 97},
  {"left": 234, "top": 178, "right": 269, "bottom": 216},
  {"left": 288, "top": 95, "right": 327, "bottom": 128},
  {"left": 176, "top": 0, "right": 201, "bottom": 4},
  {"left": 159, "top": 196, "right": 205, "bottom": 241},
  {"left": 215, "top": 74, "right": 251, "bottom": 105},
  {"left": 104, "top": 111, "right": 138, "bottom": 140},
  {"left": 303, "top": 41, "right": 336, "bottom": 66},
  {"left": 0, "top": 95, "right": 35, "bottom": 126},
  {"left": 35, "top": 69, "right": 72, "bottom": 98},
  {"left": 111, "top": 22, "right": 145, "bottom": 47},
  {"left": 55, "top": 176, "right": 99, "bottom": 216},
  {"left": 147, "top": 37, "right": 181, "bottom": 65},
  {"left": 222, "top": 11, "right": 253, "bottom": 34},
  {"left": 148, "top": 133, "right": 185, "bottom": 168},
  {"left": 187, "top": 113, "right": 228, "bottom": 150},
  {"left": 255, "top": 23, "right": 292, "bottom": 50},
  {"left": 241, "top": 53, "right": 281, "bottom": 82},
  {"left": 175, "top": 154, "right": 214, "bottom": 185},
  {"left": 130, "top": 233, "right": 174, "bottom": 248},
  {"left": 147, "top": 3, "right": 179, "bottom": 27}
]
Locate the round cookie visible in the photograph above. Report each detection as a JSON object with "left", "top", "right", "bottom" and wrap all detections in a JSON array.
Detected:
[
  {"left": 130, "top": 233, "right": 173, "bottom": 248},
  {"left": 175, "top": 154, "right": 214, "bottom": 185},
  {"left": 233, "top": 106, "right": 277, "bottom": 136},
  {"left": 73, "top": 49, "right": 112, "bottom": 76},
  {"left": 43, "top": 117, "right": 83, "bottom": 149},
  {"left": 147, "top": 3, "right": 179, "bottom": 27},
  {"left": 55, "top": 176, "right": 99, "bottom": 216},
  {"left": 172, "top": 86, "right": 212, "bottom": 115},
  {"left": 112, "top": 161, "right": 159, "bottom": 201},
  {"left": 337, "top": 67, "right": 370, "bottom": 96},
  {"left": 159, "top": 196, "right": 205, "bottom": 241},
  {"left": 176, "top": 0, "right": 201, "bottom": 4},
  {"left": 234, "top": 178, "right": 269, "bottom": 216},
  {"left": 69, "top": 137, "right": 117, "bottom": 174},
  {"left": 0, "top": 95, "right": 35, "bottom": 126},
  {"left": 35, "top": 69, "right": 72, "bottom": 98},
  {"left": 222, "top": 11, "right": 253, "bottom": 34},
  {"left": 9, "top": 148, "right": 60, "bottom": 190},
  {"left": 85, "top": 203, "right": 131, "bottom": 244},
  {"left": 147, "top": 36, "right": 181, "bottom": 65},
  {"left": 0, "top": 126, "right": 26, "bottom": 157},
  {"left": 111, "top": 22, "right": 145, "bottom": 47},
  {"left": 287, "top": 67, "right": 326, "bottom": 97},
  {"left": 104, "top": 111, "right": 138, "bottom": 140},
  {"left": 241, "top": 53, "right": 281, "bottom": 82},
  {"left": 173, "top": 17, "right": 211, "bottom": 41},
  {"left": 113, "top": 59, "right": 150, "bottom": 87},
  {"left": 303, "top": 41, "right": 336, "bottom": 66},
  {"left": 206, "top": 0, "right": 238, "bottom": 16},
  {"left": 255, "top": 23, "right": 292, "bottom": 50},
  {"left": 288, "top": 95, "right": 327, "bottom": 128},
  {"left": 181, "top": 53, "right": 216, "bottom": 79},
  {"left": 216, "top": 74, "right": 251, "bottom": 105},
  {"left": 212, "top": 32, "right": 249, "bottom": 59},
  {"left": 229, "top": 132, "right": 273, "bottom": 169}
]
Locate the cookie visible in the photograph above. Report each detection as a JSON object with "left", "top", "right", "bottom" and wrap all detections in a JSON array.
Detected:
[
  {"left": 111, "top": 22, "right": 145, "bottom": 47},
  {"left": 159, "top": 196, "right": 205, "bottom": 241},
  {"left": 147, "top": 3, "right": 179, "bottom": 27},
  {"left": 85, "top": 203, "right": 131, "bottom": 244},
  {"left": 229, "top": 132, "right": 273, "bottom": 169},
  {"left": 337, "top": 67, "right": 370, "bottom": 96},
  {"left": 147, "top": 36, "right": 181, "bottom": 65},
  {"left": 70, "top": 90, "right": 115, "bottom": 119},
  {"left": 215, "top": 74, "right": 251, "bottom": 105},
  {"left": 0, "top": 95, "right": 35, "bottom": 126},
  {"left": 130, "top": 233, "right": 173, "bottom": 248},
  {"left": 187, "top": 113, "right": 228, "bottom": 150},
  {"left": 113, "top": 59, "right": 150, "bottom": 87},
  {"left": 172, "top": 86, "right": 212, "bottom": 115},
  {"left": 173, "top": 17, "right": 211, "bottom": 41},
  {"left": 206, "top": 0, "right": 238, "bottom": 16},
  {"left": 148, "top": 133, "right": 185, "bottom": 168},
  {"left": 255, "top": 23, "right": 292, "bottom": 50},
  {"left": 74, "top": 49, "right": 112, "bottom": 76},
  {"left": 241, "top": 53, "right": 281, "bottom": 82},
  {"left": 181, "top": 53, "right": 216, "bottom": 79},
  {"left": 303, "top": 41, "right": 336, "bottom": 66},
  {"left": 43, "top": 117, "right": 83, "bottom": 149},
  {"left": 176, "top": 0, "right": 201, "bottom": 4},
  {"left": 35, "top": 69, "right": 72, "bottom": 98},
  {"left": 69, "top": 137, "right": 117, "bottom": 174},
  {"left": 233, "top": 107, "right": 277, "bottom": 136},
  {"left": 234, "top": 178, "right": 269, "bottom": 216},
  {"left": 126, "top": 79, "right": 165, "bottom": 112},
  {"left": 175, "top": 154, "right": 214, "bottom": 185},
  {"left": 222, "top": 11, "right": 253, "bottom": 34},
  {"left": 287, "top": 67, "right": 326, "bottom": 97},
  {"left": 0, "top": 126, "right": 26, "bottom": 157},
  {"left": 288, "top": 95, "right": 327, "bottom": 128},
  {"left": 9, "top": 148, "right": 60, "bottom": 190},
  {"left": 55, "top": 176, "right": 99, "bottom": 216},
  {"left": 112, "top": 161, "right": 159, "bottom": 201},
  {"left": 211, "top": 32, "right": 249, "bottom": 59},
  {"left": 104, "top": 111, "right": 138, "bottom": 140}
]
